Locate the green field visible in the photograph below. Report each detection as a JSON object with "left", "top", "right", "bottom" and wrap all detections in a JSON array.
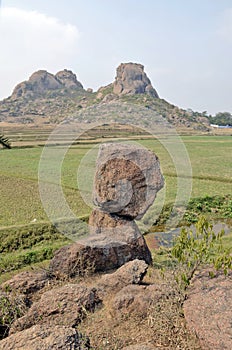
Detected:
[
  {"left": 0, "top": 134, "right": 231, "bottom": 276},
  {"left": 0, "top": 135, "right": 231, "bottom": 227}
]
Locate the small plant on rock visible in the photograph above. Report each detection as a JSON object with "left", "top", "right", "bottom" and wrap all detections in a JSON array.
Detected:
[{"left": 0, "top": 291, "right": 27, "bottom": 339}]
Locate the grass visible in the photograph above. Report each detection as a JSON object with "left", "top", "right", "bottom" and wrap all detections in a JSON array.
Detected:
[
  {"left": 0, "top": 135, "right": 231, "bottom": 227},
  {"left": 0, "top": 134, "right": 231, "bottom": 276},
  {"left": 78, "top": 268, "right": 201, "bottom": 350}
]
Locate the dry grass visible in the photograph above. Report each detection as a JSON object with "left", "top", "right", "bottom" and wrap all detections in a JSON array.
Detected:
[{"left": 78, "top": 268, "right": 201, "bottom": 350}]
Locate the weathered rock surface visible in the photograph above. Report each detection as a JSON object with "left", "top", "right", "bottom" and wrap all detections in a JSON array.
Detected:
[
  {"left": 95, "top": 259, "right": 148, "bottom": 296},
  {"left": 113, "top": 62, "right": 159, "bottom": 97},
  {"left": 0, "top": 325, "right": 90, "bottom": 350},
  {"left": 50, "top": 227, "right": 152, "bottom": 277},
  {"left": 122, "top": 344, "right": 157, "bottom": 350},
  {"left": 184, "top": 269, "right": 232, "bottom": 350},
  {"left": 10, "top": 284, "right": 101, "bottom": 334},
  {"left": 55, "top": 69, "right": 83, "bottom": 89},
  {"left": 93, "top": 143, "right": 164, "bottom": 219},
  {"left": 12, "top": 69, "right": 84, "bottom": 99},
  {"left": 1, "top": 271, "right": 49, "bottom": 294},
  {"left": 112, "top": 284, "right": 163, "bottom": 316}
]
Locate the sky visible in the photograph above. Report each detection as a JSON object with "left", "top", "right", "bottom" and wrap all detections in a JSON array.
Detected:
[{"left": 0, "top": 0, "right": 232, "bottom": 115}]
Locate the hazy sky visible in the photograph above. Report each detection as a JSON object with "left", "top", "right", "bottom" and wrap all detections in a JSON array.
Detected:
[{"left": 1, "top": 0, "right": 232, "bottom": 115}]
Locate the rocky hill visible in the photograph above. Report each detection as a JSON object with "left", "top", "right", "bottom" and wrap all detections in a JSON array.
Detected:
[{"left": 0, "top": 63, "right": 210, "bottom": 130}]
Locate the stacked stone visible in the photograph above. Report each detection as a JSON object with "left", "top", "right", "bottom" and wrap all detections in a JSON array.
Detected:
[
  {"left": 88, "top": 143, "right": 164, "bottom": 266},
  {"left": 50, "top": 143, "right": 164, "bottom": 276}
]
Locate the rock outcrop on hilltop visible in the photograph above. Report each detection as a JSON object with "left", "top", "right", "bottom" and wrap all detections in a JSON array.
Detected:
[
  {"left": 0, "top": 62, "right": 211, "bottom": 130},
  {"left": 12, "top": 69, "right": 84, "bottom": 99},
  {"left": 55, "top": 69, "right": 84, "bottom": 90},
  {"left": 0, "top": 325, "right": 90, "bottom": 350},
  {"left": 113, "top": 62, "right": 159, "bottom": 97}
]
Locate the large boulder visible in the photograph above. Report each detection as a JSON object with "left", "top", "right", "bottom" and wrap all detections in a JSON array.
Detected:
[
  {"left": 113, "top": 62, "right": 159, "bottom": 97},
  {"left": 10, "top": 284, "right": 101, "bottom": 334},
  {"left": 11, "top": 69, "right": 84, "bottom": 99},
  {"left": 49, "top": 221, "right": 152, "bottom": 277},
  {"left": 55, "top": 69, "right": 83, "bottom": 89},
  {"left": 0, "top": 325, "right": 90, "bottom": 350},
  {"left": 93, "top": 143, "right": 164, "bottom": 219},
  {"left": 12, "top": 70, "right": 63, "bottom": 98}
]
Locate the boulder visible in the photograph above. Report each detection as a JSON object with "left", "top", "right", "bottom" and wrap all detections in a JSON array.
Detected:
[
  {"left": 0, "top": 325, "right": 90, "bottom": 350},
  {"left": 95, "top": 259, "right": 148, "bottom": 297},
  {"left": 113, "top": 62, "right": 159, "bottom": 97},
  {"left": 93, "top": 143, "right": 164, "bottom": 219},
  {"left": 184, "top": 269, "right": 232, "bottom": 350},
  {"left": 12, "top": 70, "right": 63, "bottom": 98},
  {"left": 55, "top": 69, "right": 83, "bottom": 89},
  {"left": 49, "top": 225, "right": 152, "bottom": 277},
  {"left": 1, "top": 271, "right": 49, "bottom": 295},
  {"left": 10, "top": 284, "right": 101, "bottom": 334},
  {"left": 11, "top": 69, "right": 84, "bottom": 99}
]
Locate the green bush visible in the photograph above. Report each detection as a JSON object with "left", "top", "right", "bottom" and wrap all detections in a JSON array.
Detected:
[{"left": 171, "top": 216, "right": 232, "bottom": 289}]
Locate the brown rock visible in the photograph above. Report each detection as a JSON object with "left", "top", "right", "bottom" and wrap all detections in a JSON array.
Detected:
[
  {"left": 50, "top": 224, "right": 152, "bottom": 277},
  {"left": 184, "top": 269, "right": 232, "bottom": 350},
  {"left": 113, "top": 62, "right": 159, "bottom": 97},
  {"left": 112, "top": 284, "right": 163, "bottom": 316},
  {"left": 1, "top": 271, "right": 49, "bottom": 294},
  {"left": 122, "top": 345, "right": 156, "bottom": 350},
  {"left": 10, "top": 284, "right": 101, "bottom": 334},
  {"left": 93, "top": 143, "right": 164, "bottom": 219},
  {"left": 0, "top": 325, "right": 90, "bottom": 350},
  {"left": 96, "top": 259, "right": 148, "bottom": 296},
  {"left": 89, "top": 208, "right": 138, "bottom": 234}
]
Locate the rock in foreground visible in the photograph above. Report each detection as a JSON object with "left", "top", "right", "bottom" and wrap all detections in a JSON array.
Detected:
[
  {"left": 50, "top": 227, "right": 152, "bottom": 277},
  {"left": 0, "top": 325, "right": 90, "bottom": 350},
  {"left": 122, "top": 345, "right": 157, "bottom": 350},
  {"left": 184, "top": 269, "right": 232, "bottom": 350},
  {"left": 10, "top": 284, "right": 101, "bottom": 334},
  {"left": 1, "top": 271, "right": 49, "bottom": 295}
]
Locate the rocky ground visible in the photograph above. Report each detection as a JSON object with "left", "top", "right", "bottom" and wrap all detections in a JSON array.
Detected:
[
  {"left": 0, "top": 259, "right": 231, "bottom": 349},
  {"left": 0, "top": 137, "right": 230, "bottom": 349}
]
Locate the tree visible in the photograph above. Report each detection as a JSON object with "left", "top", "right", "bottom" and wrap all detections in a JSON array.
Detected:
[
  {"left": 0, "top": 135, "right": 11, "bottom": 149},
  {"left": 209, "top": 112, "right": 232, "bottom": 126}
]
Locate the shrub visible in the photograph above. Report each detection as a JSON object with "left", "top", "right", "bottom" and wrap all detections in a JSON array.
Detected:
[{"left": 171, "top": 216, "right": 232, "bottom": 289}]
